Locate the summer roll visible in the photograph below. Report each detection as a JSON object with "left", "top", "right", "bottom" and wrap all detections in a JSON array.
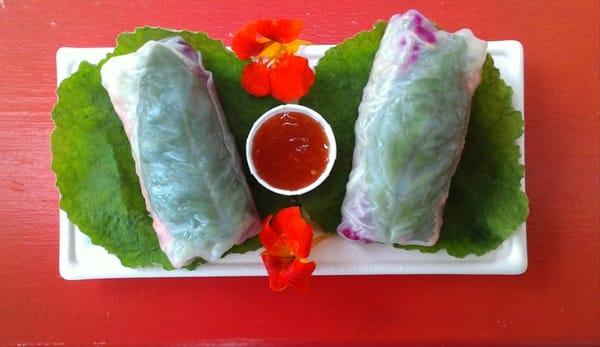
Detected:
[
  {"left": 101, "top": 37, "right": 260, "bottom": 267},
  {"left": 338, "top": 11, "right": 487, "bottom": 245}
]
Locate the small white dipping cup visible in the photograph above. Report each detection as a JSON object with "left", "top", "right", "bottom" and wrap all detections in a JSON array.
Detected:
[{"left": 246, "top": 104, "right": 337, "bottom": 196}]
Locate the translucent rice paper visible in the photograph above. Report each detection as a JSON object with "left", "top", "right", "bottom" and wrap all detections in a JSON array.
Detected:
[
  {"left": 101, "top": 37, "right": 260, "bottom": 267},
  {"left": 338, "top": 11, "right": 487, "bottom": 246}
]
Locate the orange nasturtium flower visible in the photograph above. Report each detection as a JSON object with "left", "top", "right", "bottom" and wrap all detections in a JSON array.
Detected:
[
  {"left": 232, "top": 19, "right": 315, "bottom": 102},
  {"left": 259, "top": 206, "right": 316, "bottom": 292}
]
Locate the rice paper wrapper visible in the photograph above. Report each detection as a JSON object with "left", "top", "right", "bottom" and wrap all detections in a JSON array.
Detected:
[
  {"left": 101, "top": 37, "right": 261, "bottom": 267},
  {"left": 338, "top": 10, "right": 487, "bottom": 246}
]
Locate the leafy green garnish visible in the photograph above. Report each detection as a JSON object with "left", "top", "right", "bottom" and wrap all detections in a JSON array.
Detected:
[
  {"left": 299, "top": 22, "right": 528, "bottom": 257},
  {"left": 51, "top": 23, "right": 528, "bottom": 270},
  {"left": 399, "top": 55, "right": 529, "bottom": 257}
]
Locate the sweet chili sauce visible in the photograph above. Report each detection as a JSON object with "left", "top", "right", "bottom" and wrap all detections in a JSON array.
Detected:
[{"left": 251, "top": 111, "right": 329, "bottom": 191}]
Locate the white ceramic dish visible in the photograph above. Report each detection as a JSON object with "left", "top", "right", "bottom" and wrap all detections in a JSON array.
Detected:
[
  {"left": 246, "top": 104, "right": 337, "bottom": 196},
  {"left": 56, "top": 42, "right": 526, "bottom": 280}
]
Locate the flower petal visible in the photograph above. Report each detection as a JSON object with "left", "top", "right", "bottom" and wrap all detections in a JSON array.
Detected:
[
  {"left": 257, "top": 42, "right": 285, "bottom": 59},
  {"left": 261, "top": 253, "right": 294, "bottom": 291},
  {"left": 271, "top": 206, "right": 313, "bottom": 258},
  {"left": 258, "top": 41, "right": 286, "bottom": 60},
  {"left": 258, "top": 39, "right": 311, "bottom": 60},
  {"left": 282, "top": 39, "right": 311, "bottom": 55},
  {"left": 258, "top": 215, "right": 277, "bottom": 249},
  {"left": 258, "top": 207, "right": 317, "bottom": 292},
  {"left": 241, "top": 62, "right": 271, "bottom": 97},
  {"left": 256, "top": 19, "right": 303, "bottom": 43},
  {"left": 261, "top": 253, "right": 294, "bottom": 276},
  {"left": 259, "top": 214, "right": 290, "bottom": 257},
  {"left": 269, "top": 55, "right": 315, "bottom": 103},
  {"left": 280, "top": 258, "right": 316, "bottom": 292},
  {"left": 261, "top": 254, "right": 316, "bottom": 292},
  {"left": 232, "top": 22, "right": 265, "bottom": 60}
]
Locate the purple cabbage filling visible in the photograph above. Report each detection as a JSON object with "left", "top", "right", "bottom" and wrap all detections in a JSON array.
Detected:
[{"left": 398, "top": 10, "right": 438, "bottom": 66}]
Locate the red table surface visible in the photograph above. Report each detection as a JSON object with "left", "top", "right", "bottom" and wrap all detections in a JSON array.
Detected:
[{"left": 1, "top": 0, "right": 599, "bottom": 346}]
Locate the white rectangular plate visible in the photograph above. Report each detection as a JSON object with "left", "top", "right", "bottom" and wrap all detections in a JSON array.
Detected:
[{"left": 57, "top": 42, "right": 526, "bottom": 280}]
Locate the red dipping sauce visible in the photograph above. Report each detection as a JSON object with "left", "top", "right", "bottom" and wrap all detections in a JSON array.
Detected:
[{"left": 251, "top": 111, "right": 330, "bottom": 191}]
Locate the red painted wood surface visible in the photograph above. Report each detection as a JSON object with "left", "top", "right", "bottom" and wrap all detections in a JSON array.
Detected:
[{"left": 0, "top": 0, "right": 598, "bottom": 345}]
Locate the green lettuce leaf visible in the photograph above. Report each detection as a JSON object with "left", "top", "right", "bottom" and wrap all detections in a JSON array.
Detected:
[
  {"left": 401, "top": 55, "right": 529, "bottom": 257},
  {"left": 298, "top": 22, "right": 528, "bottom": 256}
]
